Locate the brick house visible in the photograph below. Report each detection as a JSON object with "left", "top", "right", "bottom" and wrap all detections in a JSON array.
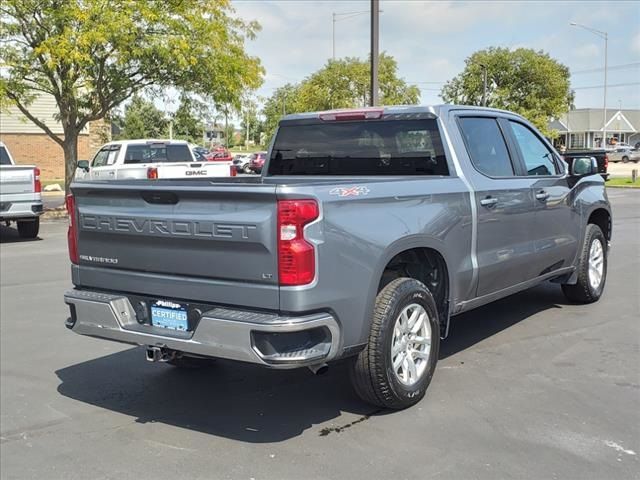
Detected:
[{"left": 0, "top": 94, "right": 110, "bottom": 179}]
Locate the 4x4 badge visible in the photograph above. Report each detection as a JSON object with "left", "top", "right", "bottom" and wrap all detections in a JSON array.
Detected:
[{"left": 329, "top": 186, "right": 370, "bottom": 197}]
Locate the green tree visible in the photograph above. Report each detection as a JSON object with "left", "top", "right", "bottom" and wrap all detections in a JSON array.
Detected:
[
  {"left": 0, "top": 0, "right": 262, "bottom": 190},
  {"left": 261, "top": 53, "right": 419, "bottom": 143},
  {"left": 119, "top": 95, "right": 167, "bottom": 140},
  {"left": 441, "top": 47, "right": 573, "bottom": 136},
  {"left": 262, "top": 83, "right": 300, "bottom": 146},
  {"left": 172, "top": 94, "right": 205, "bottom": 143},
  {"left": 240, "top": 95, "right": 263, "bottom": 146}
]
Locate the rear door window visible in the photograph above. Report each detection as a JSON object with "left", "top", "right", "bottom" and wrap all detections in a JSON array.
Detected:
[
  {"left": 458, "top": 117, "right": 514, "bottom": 177},
  {"left": 124, "top": 144, "right": 192, "bottom": 164},
  {"left": 268, "top": 119, "right": 448, "bottom": 176},
  {"left": 508, "top": 121, "right": 559, "bottom": 176}
]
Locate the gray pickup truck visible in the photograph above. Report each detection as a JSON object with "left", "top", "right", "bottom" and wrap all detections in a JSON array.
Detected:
[{"left": 64, "top": 105, "right": 611, "bottom": 409}]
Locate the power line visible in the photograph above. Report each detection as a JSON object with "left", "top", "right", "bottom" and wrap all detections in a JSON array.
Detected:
[
  {"left": 572, "top": 82, "right": 640, "bottom": 90},
  {"left": 571, "top": 62, "right": 640, "bottom": 74}
]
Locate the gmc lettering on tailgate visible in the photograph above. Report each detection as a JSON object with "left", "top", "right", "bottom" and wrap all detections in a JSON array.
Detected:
[{"left": 80, "top": 215, "right": 257, "bottom": 240}]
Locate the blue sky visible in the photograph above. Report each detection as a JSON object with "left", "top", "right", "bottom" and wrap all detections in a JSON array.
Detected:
[{"left": 232, "top": 0, "right": 640, "bottom": 109}]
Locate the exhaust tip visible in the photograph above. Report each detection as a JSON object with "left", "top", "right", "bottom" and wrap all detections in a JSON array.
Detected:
[{"left": 308, "top": 363, "right": 329, "bottom": 376}]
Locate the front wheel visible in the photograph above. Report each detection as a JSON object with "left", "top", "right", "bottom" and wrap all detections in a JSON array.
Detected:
[
  {"left": 243, "top": 163, "right": 252, "bottom": 174},
  {"left": 17, "top": 218, "right": 39, "bottom": 239},
  {"left": 622, "top": 156, "right": 629, "bottom": 163},
  {"left": 562, "top": 224, "right": 607, "bottom": 303},
  {"left": 350, "top": 278, "right": 440, "bottom": 409}
]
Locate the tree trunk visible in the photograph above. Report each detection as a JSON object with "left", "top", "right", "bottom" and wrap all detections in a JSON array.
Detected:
[{"left": 63, "top": 134, "right": 78, "bottom": 195}]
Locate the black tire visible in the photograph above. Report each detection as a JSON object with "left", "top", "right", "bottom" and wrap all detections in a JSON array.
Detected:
[
  {"left": 17, "top": 218, "right": 39, "bottom": 239},
  {"left": 622, "top": 156, "right": 629, "bottom": 163},
  {"left": 167, "top": 354, "right": 216, "bottom": 369},
  {"left": 562, "top": 224, "right": 607, "bottom": 303},
  {"left": 243, "top": 163, "right": 252, "bottom": 174},
  {"left": 350, "top": 277, "right": 440, "bottom": 409}
]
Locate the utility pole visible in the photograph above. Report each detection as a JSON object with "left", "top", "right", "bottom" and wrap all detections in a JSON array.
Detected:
[
  {"left": 370, "top": 0, "right": 379, "bottom": 106},
  {"left": 480, "top": 64, "right": 488, "bottom": 107},
  {"left": 603, "top": 31, "right": 608, "bottom": 148},
  {"left": 570, "top": 22, "right": 608, "bottom": 148}
]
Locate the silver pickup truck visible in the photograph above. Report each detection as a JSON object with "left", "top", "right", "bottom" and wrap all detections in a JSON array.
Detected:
[
  {"left": 0, "top": 142, "right": 43, "bottom": 238},
  {"left": 64, "top": 105, "right": 611, "bottom": 409}
]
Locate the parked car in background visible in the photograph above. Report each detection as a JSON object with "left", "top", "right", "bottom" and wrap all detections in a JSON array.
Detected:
[
  {"left": 232, "top": 153, "right": 252, "bottom": 174},
  {"left": 64, "top": 105, "right": 611, "bottom": 409},
  {"left": 77, "top": 140, "right": 235, "bottom": 180},
  {"left": 562, "top": 149, "right": 609, "bottom": 179},
  {"left": 248, "top": 151, "right": 267, "bottom": 173},
  {"left": 0, "top": 141, "right": 43, "bottom": 238},
  {"left": 205, "top": 146, "right": 233, "bottom": 162},
  {"left": 607, "top": 145, "right": 639, "bottom": 163}
]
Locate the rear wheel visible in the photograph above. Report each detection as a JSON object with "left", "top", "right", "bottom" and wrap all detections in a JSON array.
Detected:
[
  {"left": 17, "top": 218, "right": 39, "bottom": 239},
  {"left": 562, "top": 224, "right": 607, "bottom": 303},
  {"left": 243, "top": 163, "right": 252, "bottom": 174},
  {"left": 350, "top": 278, "right": 440, "bottom": 409},
  {"left": 622, "top": 156, "right": 629, "bottom": 163}
]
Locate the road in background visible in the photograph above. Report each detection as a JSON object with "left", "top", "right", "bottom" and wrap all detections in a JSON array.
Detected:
[{"left": 1, "top": 190, "right": 638, "bottom": 480}]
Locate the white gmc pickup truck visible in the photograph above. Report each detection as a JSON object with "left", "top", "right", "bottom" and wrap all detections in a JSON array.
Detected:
[
  {"left": 0, "top": 142, "right": 43, "bottom": 238},
  {"left": 75, "top": 140, "right": 235, "bottom": 181}
]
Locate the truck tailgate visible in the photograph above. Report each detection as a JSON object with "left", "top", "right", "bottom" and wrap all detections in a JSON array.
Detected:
[
  {"left": 0, "top": 166, "right": 35, "bottom": 194},
  {"left": 72, "top": 181, "right": 279, "bottom": 308}
]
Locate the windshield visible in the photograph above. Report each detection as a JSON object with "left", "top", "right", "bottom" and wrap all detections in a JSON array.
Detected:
[
  {"left": 268, "top": 119, "right": 448, "bottom": 176},
  {"left": 0, "top": 146, "right": 12, "bottom": 165}
]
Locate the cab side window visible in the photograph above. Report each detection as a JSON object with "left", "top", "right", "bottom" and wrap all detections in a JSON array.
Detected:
[
  {"left": 458, "top": 117, "right": 514, "bottom": 177},
  {"left": 509, "top": 121, "right": 558, "bottom": 176}
]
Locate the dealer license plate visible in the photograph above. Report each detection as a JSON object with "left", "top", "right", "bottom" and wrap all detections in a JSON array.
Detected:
[{"left": 150, "top": 300, "right": 188, "bottom": 331}]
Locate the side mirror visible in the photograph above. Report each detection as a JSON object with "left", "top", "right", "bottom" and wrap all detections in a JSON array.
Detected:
[
  {"left": 571, "top": 157, "right": 597, "bottom": 176},
  {"left": 77, "top": 160, "right": 90, "bottom": 171}
]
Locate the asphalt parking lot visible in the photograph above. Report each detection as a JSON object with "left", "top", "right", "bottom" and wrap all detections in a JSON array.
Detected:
[{"left": 1, "top": 189, "right": 638, "bottom": 480}]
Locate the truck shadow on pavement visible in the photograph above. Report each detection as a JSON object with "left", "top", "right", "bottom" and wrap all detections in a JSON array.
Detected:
[
  {"left": 55, "top": 282, "right": 567, "bottom": 442},
  {"left": 0, "top": 224, "right": 42, "bottom": 243}
]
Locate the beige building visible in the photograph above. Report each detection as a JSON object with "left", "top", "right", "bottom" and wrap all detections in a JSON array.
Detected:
[
  {"left": 0, "top": 95, "right": 110, "bottom": 179},
  {"left": 549, "top": 108, "right": 640, "bottom": 149}
]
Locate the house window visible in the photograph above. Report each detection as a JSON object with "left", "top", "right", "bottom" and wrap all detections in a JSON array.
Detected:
[{"left": 569, "top": 133, "right": 585, "bottom": 149}]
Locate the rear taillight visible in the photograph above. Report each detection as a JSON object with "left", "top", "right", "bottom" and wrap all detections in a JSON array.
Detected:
[
  {"left": 604, "top": 154, "right": 609, "bottom": 170},
  {"left": 147, "top": 167, "right": 158, "bottom": 179},
  {"left": 66, "top": 193, "right": 78, "bottom": 264},
  {"left": 34, "top": 167, "right": 41, "bottom": 193},
  {"left": 277, "top": 199, "right": 319, "bottom": 286},
  {"left": 230, "top": 165, "right": 237, "bottom": 177}
]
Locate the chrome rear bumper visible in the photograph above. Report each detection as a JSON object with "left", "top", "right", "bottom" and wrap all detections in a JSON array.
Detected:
[{"left": 64, "top": 289, "right": 340, "bottom": 368}]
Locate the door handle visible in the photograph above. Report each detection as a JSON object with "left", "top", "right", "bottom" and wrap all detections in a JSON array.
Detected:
[
  {"left": 535, "top": 190, "right": 550, "bottom": 201},
  {"left": 108, "top": 171, "right": 115, "bottom": 176},
  {"left": 480, "top": 196, "right": 498, "bottom": 207}
]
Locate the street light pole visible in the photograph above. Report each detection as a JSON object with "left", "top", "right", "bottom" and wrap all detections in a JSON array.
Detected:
[
  {"left": 570, "top": 22, "right": 608, "bottom": 148},
  {"left": 331, "top": 9, "right": 382, "bottom": 61},
  {"left": 370, "top": 0, "right": 379, "bottom": 106},
  {"left": 332, "top": 13, "right": 336, "bottom": 60}
]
